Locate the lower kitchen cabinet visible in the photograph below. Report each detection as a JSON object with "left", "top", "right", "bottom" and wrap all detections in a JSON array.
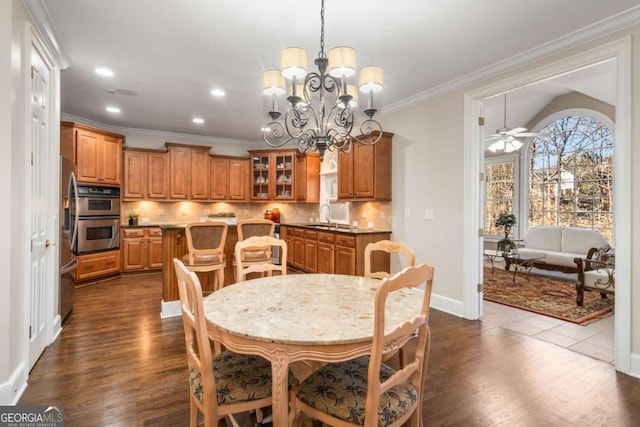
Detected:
[
  {"left": 282, "top": 226, "right": 390, "bottom": 276},
  {"left": 121, "top": 227, "right": 163, "bottom": 271},
  {"left": 73, "top": 249, "right": 121, "bottom": 282}
]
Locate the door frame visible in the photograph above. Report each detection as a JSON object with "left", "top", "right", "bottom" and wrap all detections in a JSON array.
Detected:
[
  {"left": 463, "top": 37, "right": 632, "bottom": 374},
  {"left": 22, "top": 21, "right": 61, "bottom": 369}
]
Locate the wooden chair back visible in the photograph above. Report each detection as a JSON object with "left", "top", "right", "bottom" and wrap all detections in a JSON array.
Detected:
[
  {"left": 237, "top": 219, "right": 275, "bottom": 263},
  {"left": 184, "top": 222, "right": 228, "bottom": 265},
  {"left": 235, "top": 236, "right": 287, "bottom": 281},
  {"left": 364, "top": 240, "right": 415, "bottom": 279},
  {"left": 173, "top": 259, "right": 220, "bottom": 420}
]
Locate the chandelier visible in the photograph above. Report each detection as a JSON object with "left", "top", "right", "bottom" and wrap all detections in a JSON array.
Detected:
[{"left": 260, "top": 0, "right": 384, "bottom": 159}]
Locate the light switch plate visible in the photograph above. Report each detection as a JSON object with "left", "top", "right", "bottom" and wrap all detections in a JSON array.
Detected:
[
  {"left": 424, "top": 209, "right": 434, "bottom": 220},
  {"left": 404, "top": 208, "right": 410, "bottom": 218}
]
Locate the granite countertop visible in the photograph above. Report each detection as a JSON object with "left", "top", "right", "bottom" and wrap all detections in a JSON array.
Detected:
[
  {"left": 282, "top": 223, "right": 392, "bottom": 235},
  {"left": 122, "top": 222, "right": 237, "bottom": 230}
]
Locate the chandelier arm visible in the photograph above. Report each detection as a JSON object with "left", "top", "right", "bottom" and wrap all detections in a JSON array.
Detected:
[
  {"left": 262, "top": 121, "right": 296, "bottom": 148},
  {"left": 349, "top": 119, "right": 384, "bottom": 145}
]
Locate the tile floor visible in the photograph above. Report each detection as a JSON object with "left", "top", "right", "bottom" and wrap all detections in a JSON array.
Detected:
[
  {"left": 481, "top": 301, "right": 614, "bottom": 363},
  {"left": 480, "top": 261, "right": 615, "bottom": 364}
]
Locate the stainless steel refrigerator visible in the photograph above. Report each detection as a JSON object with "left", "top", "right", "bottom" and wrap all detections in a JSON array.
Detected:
[{"left": 60, "top": 156, "right": 78, "bottom": 322}]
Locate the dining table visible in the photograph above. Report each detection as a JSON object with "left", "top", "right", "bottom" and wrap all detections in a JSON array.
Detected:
[{"left": 202, "top": 273, "right": 424, "bottom": 427}]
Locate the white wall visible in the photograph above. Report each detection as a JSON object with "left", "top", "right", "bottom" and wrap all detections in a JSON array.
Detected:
[{"left": 383, "top": 25, "right": 640, "bottom": 360}]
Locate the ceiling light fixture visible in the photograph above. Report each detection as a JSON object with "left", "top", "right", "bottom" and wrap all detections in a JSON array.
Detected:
[
  {"left": 210, "top": 89, "right": 225, "bottom": 97},
  {"left": 95, "top": 68, "right": 114, "bottom": 77},
  {"left": 261, "top": 0, "right": 384, "bottom": 159},
  {"left": 106, "top": 106, "right": 120, "bottom": 113},
  {"left": 192, "top": 118, "right": 204, "bottom": 124},
  {"left": 486, "top": 93, "right": 541, "bottom": 153}
]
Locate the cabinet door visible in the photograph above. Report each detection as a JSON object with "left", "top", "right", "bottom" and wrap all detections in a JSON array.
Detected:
[
  {"left": 122, "top": 237, "right": 145, "bottom": 271},
  {"left": 123, "top": 150, "right": 146, "bottom": 199},
  {"left": 169, "top": 146, "right": 190, "bottom": 199},
  {"left": 353, "top": 143, "right": 374, "bottom": 198},
  {"left": 228, "top": 159, "right": 248, "bottom": 201},
  {"left": 147, "top": 152, "right": 169, "bottom": 199},
  {"left": 101, "top": 135, "right": 122, "bottom": 185},
  {"left": 251, "top": 153, "right": 271, "bottom": 200},
  {"left": 190, "top": 149, "right": 210, "bottom": 199},
  {"left": 210, "top": 157, "right": 229, "bottom": 200},
  {"left": 317, "top": 241, "right": 335, "bottom": 274},
  {"left": 75, "top": 129, "right": 101, "bottom": 183},
  {"left": 295, "top": 153, "right": 320, "bottom": 202},
  {"left": 293, "top": 237, "right": 305, "bottom": 270},
  {"left": 273, "top": 153, "right": 295, "bottom": 200},
  {"left": 337, "top": 149, "right": 354, "bottom": 199},
  {"left": 334, "top": 245, "right": 356, "bottom": 275},
  {"left": 148, "top": 237, "right": 163, "bottom": 269}
]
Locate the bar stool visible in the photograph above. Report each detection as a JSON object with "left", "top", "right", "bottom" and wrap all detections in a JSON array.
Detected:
[
  {"left": 233, "top": 219, "right": 275, "bottom": 281},
  {"left": 182, "top": 222, "right": 228, "bottom": 292}
]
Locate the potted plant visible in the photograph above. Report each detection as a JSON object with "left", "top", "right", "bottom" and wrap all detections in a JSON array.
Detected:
[
  {"left": 495, "top": 213, "right": 517, "bottom": 254},
  {"left": 128, "top": 211, "right": 140, "bottom": 226}
]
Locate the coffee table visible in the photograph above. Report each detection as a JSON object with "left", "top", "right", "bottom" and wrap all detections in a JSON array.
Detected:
[{"left": 502, "top": 253, "right": 545, "bottom": 284}]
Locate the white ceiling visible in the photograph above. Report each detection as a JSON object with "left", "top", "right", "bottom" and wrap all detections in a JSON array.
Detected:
[{"left": 39, "top": 0, "right": 640, "bottom": 143}]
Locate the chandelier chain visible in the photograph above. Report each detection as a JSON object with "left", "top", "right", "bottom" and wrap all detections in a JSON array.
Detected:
[{"left": 319, "top": 0, "right": 326, "bottom": 58}]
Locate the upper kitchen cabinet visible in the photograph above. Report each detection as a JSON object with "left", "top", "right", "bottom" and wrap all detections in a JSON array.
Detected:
[
  {"left": 123, "top": 148, "right": 169, "bottom": 200},
  {"left": 295, "top": 152, "right": 320, "bottom": 203},
  {"left": 210, "top": 156, "right": 249, "bottom": 201},
  {"left": 337, "top": 132, "right": 392, "bottom": 201},
  {"left": 61, "top": 122, "right": 124, "bottom": 185},
  {"left": 248, "top": 150, "right": 296, "bottom": 201},
  {"left": 166, "top": 143, "right": 210, "bottom": 200}
]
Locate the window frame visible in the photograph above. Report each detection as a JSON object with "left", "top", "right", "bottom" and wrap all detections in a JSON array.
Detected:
[{"left": 484, "top": 153, "right": 520, "bottom": 240}]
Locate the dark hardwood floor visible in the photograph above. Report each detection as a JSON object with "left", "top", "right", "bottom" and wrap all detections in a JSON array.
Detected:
[{"left": 19, "top": 272, "right": 640, "bottom": 426}]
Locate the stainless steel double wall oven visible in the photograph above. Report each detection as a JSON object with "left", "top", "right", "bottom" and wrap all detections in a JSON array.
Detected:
[{"left": 76, "top": 185, "right": 121, "bottom": 254}]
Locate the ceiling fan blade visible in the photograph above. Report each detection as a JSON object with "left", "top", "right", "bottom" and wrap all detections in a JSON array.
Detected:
[
  {"left": 508, "top": 127, "right": 527, "bottom": 135},
  {"left": 484, "top": 135, "right": 501, "bottom": 142}
]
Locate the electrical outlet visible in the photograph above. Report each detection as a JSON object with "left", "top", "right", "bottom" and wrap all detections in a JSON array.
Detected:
[
  {"left": 379, "top": 212, "right": 385, "bottom": 219},
  {"left": 181, "top": 208, "right": 188, "bottom": 216},
  {"left": 157, "top": 209, "right": 165, "bottom": 216},
  {"left": 424, "top": 209, "right": 434, "bottom": 220},
  {"left": 203, "top": 209, "right": 210, "bottom": 215},
  {"left": 404, "top": 208, "right": 410, "bottom": 218}
]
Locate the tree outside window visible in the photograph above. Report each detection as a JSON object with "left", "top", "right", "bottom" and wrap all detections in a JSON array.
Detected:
[{"left": 528, "top": 115, "right": 613, "bottom": 242}]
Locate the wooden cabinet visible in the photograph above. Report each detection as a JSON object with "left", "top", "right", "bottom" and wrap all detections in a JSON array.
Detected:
[
  {"left": 295, "top": 153, "right": 320, "bottom": 202},
  {"left": 283, "top": 226, "right": 390, "bottom": 276},
  {"left": 249, "top": 150, "right": 296, "bottom": 201},
  {"left": 121, "top": 227, "right": 163, "bottom": 271},
  {"left": 123, "top": 148, "right": 169, "bottom": 200},
  {"left": 317, "top": 231, "right": 335, "bottom": 274},
  {"left": 167, "top": 143, "right": 210, "bottom": 199},
  {"left": 210, "top": 156, "right": 249, "bottom": 201},
  {"left": 73, "top": 249, "right": 121, "bottom": 282},
  {"left": 61, "top": 122, "right": 123, "bottom": 185},
  {"left": 338, "top": 132, "right": 392, "bottom": 201}
]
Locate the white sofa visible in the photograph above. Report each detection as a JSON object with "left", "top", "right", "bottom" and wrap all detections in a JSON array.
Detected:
[{"left": 508, "top": 226, "right": 609, "bottom": 273}]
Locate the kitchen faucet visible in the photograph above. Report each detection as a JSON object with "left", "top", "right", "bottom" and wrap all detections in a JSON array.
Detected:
[{"left": 319, "top": 203, "right": 331, "bottom": 226}]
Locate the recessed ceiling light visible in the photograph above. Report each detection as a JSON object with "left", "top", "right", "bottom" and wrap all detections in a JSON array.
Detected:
[
  {"left": 210, "top": 89, "right": 225, "bottom": 97},
  {"left": 106, "top": 106, "right": 121, "bottom": 113},
  {"left": 95, "top": 68, "right": 114, "bottom": 77},
  {"left": 192, "top": 118, "right": 204, "bottom": 124}
]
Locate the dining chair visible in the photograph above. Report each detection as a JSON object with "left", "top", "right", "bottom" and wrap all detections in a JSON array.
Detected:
[
  {"left": 290, "top": 264, "right": 435, "bottom": 427},
  {"left": 174, "top": 258, "right": 276, "bottom": 427},
  {"left": 182, "top": 222, "right": 228, "bottom": 292},
  {"left": 235, "top": 235, "right": 287, "bottom": 281},
  {"left": 364, "top": 240, "right": 416, "bottom": 367},
  {"left": 233, "top": 219, "right": 276, "bottom": 281},
  {"left": 364, "top": 239, "right": 416, "bottom": 280}
]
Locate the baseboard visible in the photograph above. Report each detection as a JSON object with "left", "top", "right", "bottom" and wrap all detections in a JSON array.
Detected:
[
  {"left": 628, "top": 352, "right": 640, "bottom": 379},
  {"left": 430, "top": 292, "right": 464, "bottom": 318},
  {"left": 0, "top": 362, "right": 28, "bottom": 405},
  {"left": 160, "top": 299, "right": 181, "bottom": 319}
]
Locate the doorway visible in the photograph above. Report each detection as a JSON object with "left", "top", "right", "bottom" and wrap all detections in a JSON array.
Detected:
[{"left": 463, "top": 38, "right": 631, "bottom": 374}]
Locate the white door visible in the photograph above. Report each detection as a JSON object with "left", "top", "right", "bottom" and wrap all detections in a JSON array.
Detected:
[{"left": 28, "top": 42, "right": 56, "bottom": 370}]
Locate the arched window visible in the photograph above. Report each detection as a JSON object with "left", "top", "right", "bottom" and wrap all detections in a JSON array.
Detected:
[{"left": 527, "top": 114, "right": 613, "bottom": 241}]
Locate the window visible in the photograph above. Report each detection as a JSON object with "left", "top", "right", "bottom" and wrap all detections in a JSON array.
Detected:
[
  {"left": 528, "top": 115, "right": 613, "bottom": 241},
  {"left": 484, "top": 158, "right": 516, "bottom": 237}
]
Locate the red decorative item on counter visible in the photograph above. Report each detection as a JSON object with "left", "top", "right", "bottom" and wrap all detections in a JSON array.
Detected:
[{"left": 265, "top": 208, "right": 280, "bottom": 223}]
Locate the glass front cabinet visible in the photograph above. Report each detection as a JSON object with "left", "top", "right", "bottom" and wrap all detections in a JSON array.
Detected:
[{"left": 249, "top": 151, "right": 295, "bottom": 201}]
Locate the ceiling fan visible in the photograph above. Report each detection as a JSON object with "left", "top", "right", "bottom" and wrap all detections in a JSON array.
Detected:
[{"left": 485, "top": 93, "right": 542, "bottom": 153}]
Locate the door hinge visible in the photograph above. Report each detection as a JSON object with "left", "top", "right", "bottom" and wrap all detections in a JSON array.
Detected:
[
  {"left": 478, "top": 117, "right": 485, "bottom": 126},
  {"left": 31, "top": 66, "right": 35, "bottom": 79},
  {"left": 478, "top": 228, "right": 484, "bottom": 237},
  {"left": 479, "top": 172, "right": 485, "bottom": 182},
  {"left": 31, "top": 152, "right": 34, "bottom": 165},
  {"left": 477, "top": 283, "right": 484, "bottom": 293},
  {"left": 29, "top": 325, "right": 32, "bottom": 339}
]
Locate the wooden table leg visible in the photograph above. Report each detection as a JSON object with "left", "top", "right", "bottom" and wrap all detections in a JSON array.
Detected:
[{"left": 270, "top": 349, "right": 291, "bottom": 427}]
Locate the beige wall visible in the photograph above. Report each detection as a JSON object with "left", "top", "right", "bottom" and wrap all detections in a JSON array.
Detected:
[{"left": 382, "top": 26, "right": 640, "bottom": 357}]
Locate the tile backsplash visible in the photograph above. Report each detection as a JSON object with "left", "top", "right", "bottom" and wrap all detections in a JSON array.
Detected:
[{"left": 122, "top": 200, "right": 391, "bottom": 229}]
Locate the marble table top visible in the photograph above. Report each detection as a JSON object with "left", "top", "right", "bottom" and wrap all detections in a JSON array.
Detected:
[{"left": 203, "top": 273, "right": 423, "bottom": 346}]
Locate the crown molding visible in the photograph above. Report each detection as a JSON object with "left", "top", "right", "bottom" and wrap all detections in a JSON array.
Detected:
[
  {"left": 383, "top": 5, "right": 640, "bottom": 116},
  {"left": 60, "top": 113, "right": 260, "bottom": 149},
  {"left": 23, "top": 0, "right": 71, "bottom": 69}
]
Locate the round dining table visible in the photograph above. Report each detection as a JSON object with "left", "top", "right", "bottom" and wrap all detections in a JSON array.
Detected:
[{"left": 203, "top": 273, "right": 423, "bottom": 427}]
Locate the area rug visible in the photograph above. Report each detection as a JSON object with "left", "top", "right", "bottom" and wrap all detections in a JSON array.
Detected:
[{"left": 483, "top": 267, "right": 614, "bottom": 325}]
